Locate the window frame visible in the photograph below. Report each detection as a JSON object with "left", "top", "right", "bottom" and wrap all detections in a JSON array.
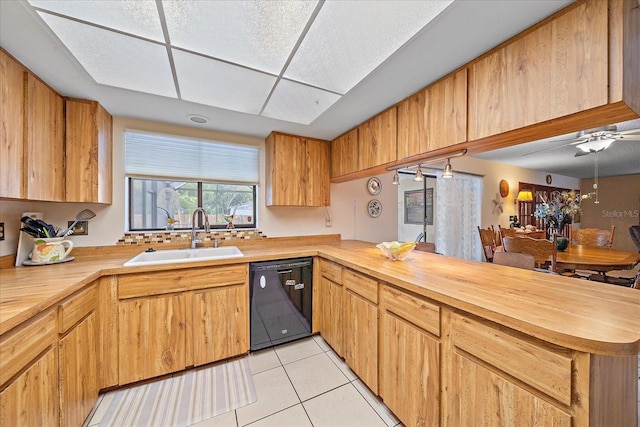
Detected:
[{"left": 127, "top": 177, "right": 257, "bottom": 232}]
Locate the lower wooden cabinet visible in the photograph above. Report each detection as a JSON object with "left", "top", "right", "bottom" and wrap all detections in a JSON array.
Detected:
[
  {"left": 116, "top": 264, "right": 248, "bottom": 385},
  {"left": 379, "top": 285, "right": 440, "bottom": 427},
  {"left": 319, "top": 259, "right": 344, "bottom": 356},
  {"left": 0, "top": 348, "right": 58, "bottom": 427},
  {"left": 0, "top": 311, "right": 58, "bottom": 427},
  {"left": 343, "top": 269, "right": 378, "bottom": 393},
  {"left": 118, "top": 294, "right": 186, "bottom": 384},
  {"left": 192, "top": 284, "right": 248, "bottom": 365}
]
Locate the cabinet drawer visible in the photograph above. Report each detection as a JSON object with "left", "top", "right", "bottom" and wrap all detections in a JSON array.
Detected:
[
  {"left": 343, "top": 269, "right": 378, "bottom": 304},
  {"left": 119, "top": 264, "right": 247, "bottom": 299},
  {"left": 58, "top": 284, "right": 97, "bottom": 334},
  {"left": 450, "top": 313, "right": 572, "bottom": 406},
  {"left": 320, "top": 259, "right": 342, "bottom": 284},
  {"left": 0, "top": 310, "right": 56, "bottom": 386},
  {"left": 381, "top": 285, "right": 440, "bottom": 337}
]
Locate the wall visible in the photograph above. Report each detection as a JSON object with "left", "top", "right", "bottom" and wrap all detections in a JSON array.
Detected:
[
  {"left": 0, "top": 118, "right": 398, "bottom": 258},
  {"left": 580, "top": 174, "right": 640, "bottom": 252}
]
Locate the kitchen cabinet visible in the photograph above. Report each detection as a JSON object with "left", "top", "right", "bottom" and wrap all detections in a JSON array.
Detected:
[
  {"left": 116, "top": 264, "right": 248, "bottom": 384},
  {"left": 25, "top": 72, "right": 65, "bottom": 201},
  {"left": 265, "top": 131, "right": 330, "bottom": 207},
  {"left": 0, "top": 49, "right": 26, "bottom": 199},
  {"left": 65, "top": 98, "right": 113, "bottom": 204},
  {"left": 357, "top": 107, "right": 396, "bottom": 171},
  {"left": 319, "top": 259, "right": 343, "bottom": 356},
  {"left": 190, "top": 265, "right": 249, "bottom": 366},
  {"left": 468, "top": 0, "right": 608, "bottom": 141},
  {"left": 397, "top": 69, "right": 467, "bottom": 160},
  {"left": 118, "top": 293, "right": 186, "bottom": 384},
  {"left": 342, "top": 269, "right": 378, "bottom": 393},
  {"left": 0, "top": 311, "right": 58, "bottom": 427},
  {"left": 330, "top": 128, "right": 358, "bottom": 179},
  {"left": 444, "top": 311, "right": 577, "bottom": 425},
  {"left": 58, "top": 285, "right": 99, "bottom": 427},
  {"left": 379, "top": 285, "right": 440, "bottom": 427}
]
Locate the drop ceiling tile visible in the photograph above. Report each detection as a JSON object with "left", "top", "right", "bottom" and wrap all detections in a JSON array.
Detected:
[
  {"left": 163, "top": 0, "right": 318, "bottom": 74},
  {"left": 38, "top": 12, "right": 176, "bottom": 98},
  {"left": 28, "top": 0, "right": 163, "bottom": 41},
  {"left": 262, "top": 79, "right": 341, "bottom": 125},
  {"left": 285, "top": 0, "right": 453, "bottom": 94},
  {"left": 172, "top": 49, "right": 276, "bottom": 115}
]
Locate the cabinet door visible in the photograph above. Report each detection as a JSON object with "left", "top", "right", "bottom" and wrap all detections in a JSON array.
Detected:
[
  {"left": 397, "top": 69, "right": 467, "bottom": 159},
  {"left": 266, "top": 132, "right": 306, "bottom": 206},
  {"left": 192, "top": 284, "right": 248, "bottom": 366},
  {"left": 330, "top": 128, "right": 358, "bottom": 178},
  {"left": 358, "top": 107, "right": 397, "bottom": 170},
  {"left": 0, "top": 49, "right": 25, "bottom": 199},
  {"left": 448, "top": 353, "right": 570, "bottom": 426},
  {"left": 305, "top": 137, "right": 330, "bottom": 206},
  {"left": 320, "top": 277, "right": 343, "bottom": 356},
  {"left": 381, "top": 312, "right": 439, "bottom": 427},
  {"left": 468, "top": 0, "right": 608, "bottom": 140},
  {"left": 343, "top": 290, "right": 378, "bottom": 393},
  {"left": 0, "top": 348, "right": 58, "bottom": 427},
  {"left": 59, "top": 312, "right": 99, "bottom": 427},
  {"left": 118, "top": 294, "right": 186, "bottom": 384},
  {"left": 25, "top": 73, "right": 65, "bottom": 201},
  {"left": 65, "top": 99, "right": 113, "bottom": 203}
]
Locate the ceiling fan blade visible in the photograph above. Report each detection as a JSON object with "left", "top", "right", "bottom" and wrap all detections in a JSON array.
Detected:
[
  {"left": 521, "top": 138, "right": 584, "bottom": 157},
  {"left": 574, "top": 150, "right": 592, "bottom": 157},
  {"left": 617, "top": 135, "right": 640, "bottom": 140}
]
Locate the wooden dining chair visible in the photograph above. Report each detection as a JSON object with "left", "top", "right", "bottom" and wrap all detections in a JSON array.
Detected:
[
  {"left": 493, "top": 251, "right": 535, "bottom": 270},
  {"left": 570, "top": 225, "right": 615, "bottom": 248},
  {"left": 502, "top": 235, "right": 557, "bottom": 272},
  {"left": 477, "top": 226, "right": 496, "bottom": 262},
  {"left": 415, "top": 242, "right": 436, "bottom": 253},
  {"left": 498, "top": 225, "right": 516, "bottom": 246}
]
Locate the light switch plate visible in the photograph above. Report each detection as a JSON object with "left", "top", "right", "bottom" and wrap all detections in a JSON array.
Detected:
[{"left": 68, "top": 220, "right": 88, "bottom": 235}]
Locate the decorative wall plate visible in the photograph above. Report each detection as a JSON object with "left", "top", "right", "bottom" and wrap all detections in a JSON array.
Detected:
[
  {"left": 546, "top": 174, "right": 553, "bottom": 185},
  {"left": 367, "top": 177, "right": 382, "bottom": 195},
  {"left": 499, "top": 179, "right": 509, "bottom": 197},
  {"left": 367, "top": 199, "right": 382, "bottom": 218}
]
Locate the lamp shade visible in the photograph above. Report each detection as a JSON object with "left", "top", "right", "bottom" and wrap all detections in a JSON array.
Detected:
[
  {"left": 442, "top": 159, "right": 453, "bottom": 178},
  {"left": 516, "top": 190, "right": 533, "bottom": 201}
]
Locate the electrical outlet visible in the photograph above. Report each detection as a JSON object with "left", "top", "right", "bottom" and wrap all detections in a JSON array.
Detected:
[
  {"left": 0, "top": 222, "right": 4, "bottom": 241},
  {"left": 325, "top": 217, "right": 332, "bottom": 227},
  {"left": 68, "top": 220, "right": 89, "bottom": 235}
]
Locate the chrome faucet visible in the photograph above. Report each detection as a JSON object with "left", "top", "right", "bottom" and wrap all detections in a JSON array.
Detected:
[{"left": 191, "top": 207, "right": 210, "bottom": 249}]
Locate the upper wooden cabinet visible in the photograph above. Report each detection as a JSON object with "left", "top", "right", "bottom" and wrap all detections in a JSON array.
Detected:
[
  {"left": 26, "top": 73, "right": 66, "bottom": 202},
  {"left": 357, "top": 107, "right": 397, "bottom": 170},
  {"left": 265, "top": 131, "right": 330, "bottom": 207},
  {"left": 65, "top": 98, "right": 113, "bottom": 204},
  {"left": 330, "top": 128, "right": 358, "bottom": 179},
  {"left": 0, "top": 49, "right": 26, "bottom": 199},
  {"left": 468, "top": 0, "right": 609, "bottom": 141},
  {"left": 1, "top": 49, "right": 65, "bottom": 202},
  {"left": 397, "top": 69, "right": 467, "bottom": 159}
]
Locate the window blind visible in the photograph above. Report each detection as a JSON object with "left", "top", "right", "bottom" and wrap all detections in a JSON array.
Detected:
[{"left": 125, "top": 130, "right": 259, "bottom": 184}]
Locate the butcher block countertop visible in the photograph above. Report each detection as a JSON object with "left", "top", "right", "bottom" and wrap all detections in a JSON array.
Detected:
[{"left": 1, "top": 239, "right": 639, "bottom": 356}]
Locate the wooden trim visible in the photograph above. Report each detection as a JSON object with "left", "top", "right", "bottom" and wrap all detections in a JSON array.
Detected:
[{"left": 0, "top": 254, "right": 16, "bottom": 269}]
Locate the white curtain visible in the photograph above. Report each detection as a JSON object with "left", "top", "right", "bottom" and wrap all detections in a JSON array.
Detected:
[{"left": 435, "top": 172, "right": 483, "bottom": 261}]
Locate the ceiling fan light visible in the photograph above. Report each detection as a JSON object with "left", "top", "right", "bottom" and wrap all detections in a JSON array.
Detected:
[{"left": 577, "top": 136, "right": 615, "bottom": 153}]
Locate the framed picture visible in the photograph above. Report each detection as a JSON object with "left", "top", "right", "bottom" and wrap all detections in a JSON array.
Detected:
[{"left": 404, "top": 190, "right": 424, "bottom": 224}]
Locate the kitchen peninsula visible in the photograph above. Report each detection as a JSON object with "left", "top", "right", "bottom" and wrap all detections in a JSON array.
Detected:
[{"left": 1, "top": 238, "right": 638, "bottom": 426}]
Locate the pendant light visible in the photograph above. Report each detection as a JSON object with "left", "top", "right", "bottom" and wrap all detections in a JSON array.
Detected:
[
  {"left": 392, "top": 170, "right": 399, "bottom": 185},
  {"left": 442, "top": 158, "right": 453, "bottom": 178},
  {"left": 414, "top": 166, "right": 424, "bottom": 182}
]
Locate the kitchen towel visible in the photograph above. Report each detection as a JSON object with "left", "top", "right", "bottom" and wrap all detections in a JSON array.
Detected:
[{"left": 93, "top": 357, "right": 256, "bottom": 426}]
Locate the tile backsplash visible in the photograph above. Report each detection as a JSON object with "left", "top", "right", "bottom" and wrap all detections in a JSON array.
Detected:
[{"left": 117, "top": 229, "right": 265, "bottom": 245}]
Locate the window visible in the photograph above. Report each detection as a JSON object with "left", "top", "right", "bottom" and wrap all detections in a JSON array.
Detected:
[{"left": 125, "top": 131, "right": 259, "bottom": 231}]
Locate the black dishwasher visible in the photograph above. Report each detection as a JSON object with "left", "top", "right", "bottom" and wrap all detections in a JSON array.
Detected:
[{"left": 249, "top": 257, "right": 312, "bottom": 351}]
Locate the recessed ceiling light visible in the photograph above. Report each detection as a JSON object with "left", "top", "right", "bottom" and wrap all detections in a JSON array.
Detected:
[{"left": 186, "top": 114, "right": 209, "bottom": 124}]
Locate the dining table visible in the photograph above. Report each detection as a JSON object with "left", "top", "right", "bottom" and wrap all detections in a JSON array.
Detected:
[{"left": 556, "top": 244, "right": 640, "bottom": 273}]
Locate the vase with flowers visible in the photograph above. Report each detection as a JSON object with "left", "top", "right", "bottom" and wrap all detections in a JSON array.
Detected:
[{"left": 534, "top": 190, "right": 592, "bottom": 240}]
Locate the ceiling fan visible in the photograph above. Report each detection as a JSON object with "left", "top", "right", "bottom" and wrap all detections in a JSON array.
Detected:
[{"left": 522, "top": 124, "right": 640, "bottom": 157}]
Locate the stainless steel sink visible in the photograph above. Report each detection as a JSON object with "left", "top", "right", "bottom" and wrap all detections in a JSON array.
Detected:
[{"left": 123, "top": 246, "right": 244, "bottom": 267}]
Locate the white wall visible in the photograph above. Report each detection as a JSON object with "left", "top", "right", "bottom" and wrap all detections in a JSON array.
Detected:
[{"left": 0, "top": 118, "right": 399, "bottom": 257}]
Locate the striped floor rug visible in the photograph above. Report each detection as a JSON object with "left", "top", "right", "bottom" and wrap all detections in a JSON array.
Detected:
[{"left": 96, "top": 358, "right": 256, "bottom": 426}]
